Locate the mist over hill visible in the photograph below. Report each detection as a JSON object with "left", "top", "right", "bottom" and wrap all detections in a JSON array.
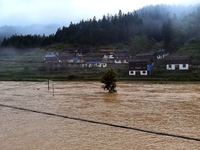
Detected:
[
  {"left": 0, "top": 24, "right": 60, "bottom": 42},
  {"left": 1, "top": 4, "right": 200, "bottom": 54}
]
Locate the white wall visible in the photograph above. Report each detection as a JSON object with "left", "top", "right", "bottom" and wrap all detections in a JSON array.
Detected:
[
  {"left": 115, "top": 60, "right": 129, "bottom": 63},
  {"left": 115, "top": 60, "right": 122, "bottom": 63},
  {"left": 129, "top": 70, "right": 136, "bottom": 75},
  {"left": 140, "top": 71, "right": 148, "bottom": 75},
  {"left": 166, "top": 64, "right": 175, "bottom": 70},
  {"left": 179, "top": 64, "right": 189, "bottom": 70},
  {"left": 129, "top": 70, "right": 148, "bottom": 75},
  {"left": 102, "top": 63, "right": 107, "bottom": 67},
  {"left": 84, "top": 63, "right": 107, "bottom": 68},
  {"left": 166, "top": 64, "right": 189, "bottom": 70},
  {"left": 157, "top": 55, "right": 163, "bottom": 59}
]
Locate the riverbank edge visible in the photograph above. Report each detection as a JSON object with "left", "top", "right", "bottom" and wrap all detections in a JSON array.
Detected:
[{"left": 0, "top": 76, "right": 200, "bottom": 83}]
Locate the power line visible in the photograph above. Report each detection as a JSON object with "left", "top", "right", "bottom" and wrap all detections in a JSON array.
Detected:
[{"left": 1, "top": 104, "right": 200, "bottom": 142}]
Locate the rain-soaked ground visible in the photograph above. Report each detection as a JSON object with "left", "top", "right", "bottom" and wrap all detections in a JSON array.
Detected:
[{"left": 0, "top": 81, "right": 200, "bottom": 150}]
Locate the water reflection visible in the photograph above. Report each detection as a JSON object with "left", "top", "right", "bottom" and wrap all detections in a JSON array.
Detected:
[{"left": 102, "top": 92, "right": 118, "bottom": 103}]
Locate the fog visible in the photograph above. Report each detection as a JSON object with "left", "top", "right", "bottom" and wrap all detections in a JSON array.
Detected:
[
  {"left": 0, "top": 1, "right": 199, "bottom": 43},
  {"left": 0, "top": 24, "right": 63, "bottom": 43},
  {"left": 0, "top": 47, "right": 36, "bottom": 60},
  {"left": 0, "top": 24, "right": 60, "bottom": 37},
  {"left": 1, "top": 0, "right": 199, "bottom": 27}
]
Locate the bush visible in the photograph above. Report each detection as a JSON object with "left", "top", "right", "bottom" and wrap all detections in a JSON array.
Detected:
[
  {"left": 67, "top": 74, "right": 79, "bottom": 80},
  {"left": 100, "top": 68, "right": 118, "bottom": 93}
]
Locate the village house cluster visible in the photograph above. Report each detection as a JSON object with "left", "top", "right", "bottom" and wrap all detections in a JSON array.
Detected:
[{"left": 44, "top": 48, "right": 193, "bottom": 76}]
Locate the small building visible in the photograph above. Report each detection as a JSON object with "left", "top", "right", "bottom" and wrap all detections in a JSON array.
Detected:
[
  {"left": 100, "top": 49, "right": 115, "bottom": 59},
  {"left": 44, "top": 52, "right": 59, "bottom": 63},
  {"left": 129, "top": 59, "right": 152, "bottom": 76},
  {"left": 113, "top": 49, "right": 131, "bottom": 64},
  {"left": 114, "top": 53, "right": 130, "bottom": 63},
  {"left": 58, "top": 52, "right": 74, "bottom": 63},
  {"left": 156, "top": 49, "right": 168, "bottom": 60},
  {"left": 77, "top": 47, "right": 95, "bottom": 56},
  {"left": 165, "top": 55, "right": 192, "bottom": 70},
  {"left": 83, "top": 57, "right": 107, "bottom": 68}
]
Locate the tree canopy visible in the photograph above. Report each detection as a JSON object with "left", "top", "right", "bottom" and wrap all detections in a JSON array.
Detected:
[
  {"left": 100, "top": 68, "right": 118, "bottom": 93},
  {"left": 1, "top": 4, "right": 200, "bottom": 54}
]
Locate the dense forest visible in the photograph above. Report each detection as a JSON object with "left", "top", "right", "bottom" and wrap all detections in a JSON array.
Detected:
[{"left": 1, "top": 4, "right": 200, "bottom": 54}]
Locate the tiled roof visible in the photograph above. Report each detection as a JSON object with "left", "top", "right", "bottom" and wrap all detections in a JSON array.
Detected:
[
  {"left": 129, "top": 58, "right": 152, "bottom": 63},
  {"left": 165, "top": 55, "right": 192, "bottom": 64},
  {"left": 84, "top": 56, "right": 102, "bottom": 62},
  {"left": 136, "top": 52, "right": 156, "bottom": 57}
]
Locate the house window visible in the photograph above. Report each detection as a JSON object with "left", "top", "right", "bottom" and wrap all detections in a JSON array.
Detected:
[
  {"left": 129, "top": 71, "right": 135, "bottom": 75},
  {"left": 169, "top": 64, "right": 172, "bottom": 68},
  {"left": 175, "top": 64, "right": 179, "bottom": 70},
  {"left": 183, "top": 64, "right": 186, "bottom": 67}
]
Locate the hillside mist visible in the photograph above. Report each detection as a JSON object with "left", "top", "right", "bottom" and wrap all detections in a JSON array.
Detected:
[
  {"left": 0, "top": 24, "right": 60, "bottom": 42},
  {"left": 1, "top": 4, "right": 200, "bottom": 54}
]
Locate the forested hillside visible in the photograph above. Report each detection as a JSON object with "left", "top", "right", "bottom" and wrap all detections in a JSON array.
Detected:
[{"left": 1, "top": 4, "right": 200, "bottom": 55}]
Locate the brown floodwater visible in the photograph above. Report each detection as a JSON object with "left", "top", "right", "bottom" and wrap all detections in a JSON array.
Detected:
[{"left": 0, "top": 81, "right": 200, "bottom": 150}]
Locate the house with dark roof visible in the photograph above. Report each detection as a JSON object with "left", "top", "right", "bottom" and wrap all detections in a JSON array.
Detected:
[
  {"left": 58, "top": 52, "right": 74, "bottom": 63},
  {"left": 100, "top": 49, "right": 115, "bottom": 61},
  {"left": 114, "top": 53, "right": 130, "bottom": 63},
  {"left": 113, "top": 49, "right": 131, "bottom": 64},
  {"left": 77, "top": 47, "right": 96, "bottom": 56},
  {"left": 136, "top": 51, "right": 157, "bottom": 62},
  {"left": 129, "top": 59, "right": 152, "bottom": 76},
  {"left": 165, "top": 55, "right": 192, "bottom": 70},
  {"left": 44, "top": 52, "right": 59, "bottom": 63},
  {"left": 83, "top": 56, "right": 107, "bottom": 68},
  {"left": 156, "top": 49, "right": 169, "bottom": 60}
]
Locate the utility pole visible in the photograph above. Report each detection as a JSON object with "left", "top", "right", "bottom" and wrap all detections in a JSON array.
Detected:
[
  {"left": 52, "top": 84, "right": 54, "bottom": 96},
  {"left": 48, "top": 79, "right": 50, "bottom": 90}
]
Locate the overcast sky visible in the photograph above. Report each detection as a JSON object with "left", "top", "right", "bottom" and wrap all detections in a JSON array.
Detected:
[{"left": 0, "top": 0, "right": 199, "bottom": 27}]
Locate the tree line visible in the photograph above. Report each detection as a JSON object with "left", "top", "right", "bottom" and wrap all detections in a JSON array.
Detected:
[{"left": 1, "top": 4, "right": 200, "bottom": 54}]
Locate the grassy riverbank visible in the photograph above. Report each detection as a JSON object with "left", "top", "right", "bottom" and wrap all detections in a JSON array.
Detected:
[{"left": 0, "top": 48, "right": 200, "bottom": 82}]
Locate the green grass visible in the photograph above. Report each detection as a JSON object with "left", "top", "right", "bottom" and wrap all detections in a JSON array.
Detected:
[
  {"left": 43, "top": 43, "right": 73, "bottom": 51},
  {"left": 12, "top": 50, "right": 45, "bottom": 62},
  {"left": 0, "top": 47, "right": 200, "bottom": 81}
]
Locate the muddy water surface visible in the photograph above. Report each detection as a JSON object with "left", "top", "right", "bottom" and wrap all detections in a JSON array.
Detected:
[{"left": 0, "top": 81, "right": 200, "bottom": 150}]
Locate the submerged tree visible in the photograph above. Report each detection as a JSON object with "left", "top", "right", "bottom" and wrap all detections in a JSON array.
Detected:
[{"left": 100, "top": 68, "right": 118, "bottom": 93}]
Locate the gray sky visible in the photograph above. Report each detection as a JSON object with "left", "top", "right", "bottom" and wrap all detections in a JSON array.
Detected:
[{"left": 0, "top": 0, "right": 199, "bottom": 26}]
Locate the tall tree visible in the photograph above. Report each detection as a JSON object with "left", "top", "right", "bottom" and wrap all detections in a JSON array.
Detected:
[{"left": 162, "top": 20, "right": 174, "bottom": 53}]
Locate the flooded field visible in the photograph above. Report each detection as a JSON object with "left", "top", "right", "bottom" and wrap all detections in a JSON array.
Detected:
[{"left": 0, "top": 81, "right": 200, "bottom": 150}]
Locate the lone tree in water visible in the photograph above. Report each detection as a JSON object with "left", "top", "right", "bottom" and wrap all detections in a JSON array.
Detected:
[{"left": 100, "top": 68, "right": 118, "bottom": 93}]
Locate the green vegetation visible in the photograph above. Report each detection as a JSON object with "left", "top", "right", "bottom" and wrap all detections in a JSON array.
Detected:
[
  {"left": 100, "top": 68, "right": 118, "bottom": 93},
  {"left": 1, "top": 5, "right": 200, "bottom": 54},
  {"left": 0, "top": 48, "right": 199, "bottom": 81},
  {"left": 176, "top": 39, "right": 200, "bottom": 55},
  {"left": 44, "top": 43, "right": 73, "bottom": 51},
  {"left": 0, "top": 5, "right": 200, "bottom": 81}
]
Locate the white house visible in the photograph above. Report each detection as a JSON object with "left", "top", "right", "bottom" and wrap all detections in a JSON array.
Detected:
[{"left": 165, "top": 56, "right": 192, "bottom": 70}]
